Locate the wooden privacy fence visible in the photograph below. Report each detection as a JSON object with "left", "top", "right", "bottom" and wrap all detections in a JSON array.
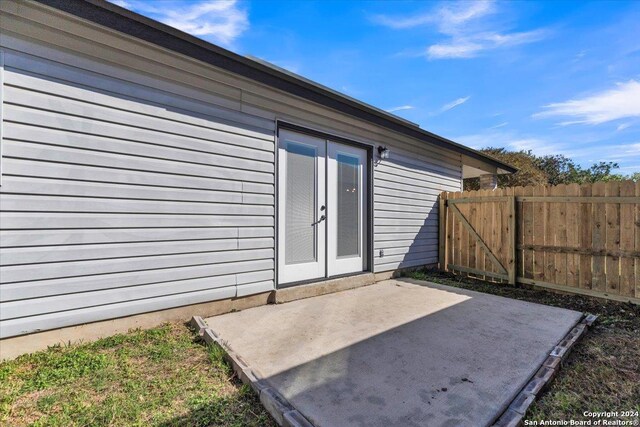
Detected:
[{"left": 439, "top": 181, "right": 640, "bottom": 304}]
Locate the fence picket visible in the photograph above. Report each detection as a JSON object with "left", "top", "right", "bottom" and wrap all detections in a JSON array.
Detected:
[
  {"left": 636, "top": 181, "right": 640, "bottom": 299},
  {"left": 468, "top": 192, "right": 477, "bottom": 276},
  {"left": 533, "top": 185, "right": 545, "bottom": 281},
  {"left": 579, "top": 183, "right": 593, "bottom": 290},
  {"left": 516, "top": 187, "right": 530, "bottom": 278},
  {"left": 566, "top": 184, "right": 580, "bottom": 287},
  {"left": 620, "top": 181, "right": 635, "bottom": 297},
  {"left": 592, "top": 182, "right": 607, "bottom": 292},
  {"left": 544, "top": 186, "right": 556, "bottom": 283},
  {"left": 554, "top": 184, "right": 568, "bottom": 287},
  {"left": 605, "top": 182, "right": 621, "bottom": 293}
]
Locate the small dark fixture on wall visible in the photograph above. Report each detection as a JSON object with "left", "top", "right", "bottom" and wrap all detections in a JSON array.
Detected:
[{"left": 377, "top": 146, "right": 390, "bottom": 159}]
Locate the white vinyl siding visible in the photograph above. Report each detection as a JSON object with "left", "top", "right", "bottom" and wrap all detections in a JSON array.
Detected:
[
  {"left": 0, "top": 48, "right": 275, "bottom": 338},
  {"left": 374, "top": 149, "right": 462, "bottom": 272}
]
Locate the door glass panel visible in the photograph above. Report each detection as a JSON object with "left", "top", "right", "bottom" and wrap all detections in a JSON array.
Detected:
[
  {"left": 285, "top": 142, "right": 317, "bottom": 265},
  {"left": 337, "top": 153, "right": 359, "bottom": 258}
]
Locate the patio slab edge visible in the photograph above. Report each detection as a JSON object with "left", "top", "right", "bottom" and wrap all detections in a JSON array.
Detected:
[
  {"left": 189, "top": 316, "right": 314, "bottom": 427},
  {"left": 491, "top": 313, "right": 598, "bottom": 427}
]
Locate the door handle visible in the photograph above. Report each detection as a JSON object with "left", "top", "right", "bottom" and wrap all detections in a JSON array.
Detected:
[{"left": 312, "top": 215, "right": 326, "bottom": 226}]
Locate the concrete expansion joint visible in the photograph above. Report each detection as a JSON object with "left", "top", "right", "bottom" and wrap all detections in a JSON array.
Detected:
[
  {"left": 492, "top": 312, "right": 597, "bottom": 427},
  {"left": 189, "top": 316, "right": 315, "bottom": 427}
]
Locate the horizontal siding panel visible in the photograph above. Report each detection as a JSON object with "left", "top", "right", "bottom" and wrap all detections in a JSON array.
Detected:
[
  {"left": 0, "top": 213, "right": 274, "bottom": 229},
  {"left": 374, "top": 196, "right": 437, "bottom": 212},
  {"left": 374, "top": 211, "right": 437, "bottom": 221},
  {"left": 236, "top": 269, "right": 274, "bottom": 285},
  {"left": 375, "top": 174, "right": 459, "bottom": 195},
  {"left": 378, "top": 154, "right": 462, "bottom": 180},
  {"left": 4, "top": 108, "right": 273, "bottom": 161},
  {"left": 0, "top": 238, "right": 273, "bottom": 266},
  {"left": 238, "top": 227, "right": 274, "bottom": 238},
  {"left": 4, "top": 121, "right": 274, "bottom": 172},
  {"left": 1, "top": 248, "right": 274, "bottom": 284},
  {"left": 236, "top": 280, "right": 274, "bottom": 297},
  {"left": 374, "top": 249, "right": 438, "bottom": 265},
  {"left": 2, "top": 138, "right": 273, "bottom": 184},
  {"left": 4, "top": 92, "right": 273, "bottom": 155},
  {"left": 0, "top": 286, "right": 237, "bottom": 338},
  {"left": 5, "top": 51, "right": 274, "bottom": 133},
  {"left": 374, "top": 238, "right": 436, "bottom": 250},
  {"left": 385, "top": 151, "right": 461, "bottom": 178},
  {"left": 374, "top": 178, "right": 447, "bottom": 196},
  {"left": 375, "top": 224, "right": 438, "bottom": 234},
  {"left": 0, "top": 30, "right": 245, "bottom": 112},
  {"left": 377, "top": 245, "right": 435, "bottom": 257},
  {"left": 374, "top": 231, "right": 435, "bottom": 242},
  {"left": 0, "top": 176, "right": 246, "bottom": 204},
  {"left": 0, "top": 228, "right": 244, "bottom": 247},
  {"left": 374, "top": 202, "right": 439, "bottom": 215},
  {"left": 1, "top": 273, "right": 239, "bottom": 321},
  {"left": 242, "top": 182, "right": 274, "bottom": 194},
  {"left": 1, "top": 158, "right": 245, "bottom": 193},
  {"left": 374, "top": 187, "right": 439, "bottom": 203},
  {"left": 0, "top": 195, "right": 274, "bottom": 216},
  {"left": 375, "top": 218, "right": 436, "bottom": 227},
  {"left": 376, "top": 163, "right": 460, "bottom": 187},
  {"left": 1, "top": 259, "right": 274, "bottom": 301},
  {"left": 376, "top": 258, "right": 437, "bottom": 272},
  {"left": 5, "top": 67, "right": 274, "bottom": 142}
]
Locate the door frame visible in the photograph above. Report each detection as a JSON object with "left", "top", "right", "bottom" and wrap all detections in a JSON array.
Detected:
[{"left": 275, "top": 121, "right": 374, "bottom": 289}]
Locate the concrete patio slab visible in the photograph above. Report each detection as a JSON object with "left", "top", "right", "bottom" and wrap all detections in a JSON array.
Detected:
[{"left": 204, "top": 279, "right": 583, "bottom": 427}]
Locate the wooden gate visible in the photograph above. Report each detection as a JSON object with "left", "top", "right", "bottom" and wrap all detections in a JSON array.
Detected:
[{"left": 439, "top": 183, "right": 640, "bottom": 304}]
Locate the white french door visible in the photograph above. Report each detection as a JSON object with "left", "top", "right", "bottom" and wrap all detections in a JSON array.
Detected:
[
  {"left": 278, "top": 129, "right": 368, "bottom": 285},
  {"left": 277, "top": 130, "right": 326, "bottom": 284},
  {"left": 327, "top": 142, "right": 367, "bottom": 276}
]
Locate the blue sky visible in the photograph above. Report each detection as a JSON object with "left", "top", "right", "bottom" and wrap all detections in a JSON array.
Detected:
[{"left": 111, "top": 0, "right": 640, "bottom": 174}]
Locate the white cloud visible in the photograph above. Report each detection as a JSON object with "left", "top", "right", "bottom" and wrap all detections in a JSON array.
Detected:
[
  {"left": 534, "top": 80, "right": 640, "bottom": 125},
  {"left": 117, "top": 0, "right": 248, "bottom": 46},
  {"left": 438, "top": 96, "right": 470, "bottom": 113},
  {"left": 617, "top": 123, "right": 632, "bottom": 131},
  {"left": 386, "top": 105, "right": 415, "bottom": 113},
  {"left": 489, "top": 122, "right": 508, "bottom": 129},
  {"left": 371, "top": 0, "right": 494, "bottom": 30},
  {"left": 601, "top": 142, "right": 640, "bottom": 162},
  {"left": 613, "top": 142, "right": 640, "bottom": 154},
  {"left": 426, "top": 29, "right": 545, "bottom": 59},
  {"left": 428, "top": 42, "right": 483, "bottom": 59},
  {"left": 371, "top": 0, "right": 546, "bottom": 59},
  {"left": 456, "top": 130, "right": 575, "bottom": 157}
]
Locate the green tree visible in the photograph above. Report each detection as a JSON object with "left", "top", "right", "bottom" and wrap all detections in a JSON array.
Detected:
[
  {"left": 463, "top": 147, "right": 630, "bottom": 190},
  {"left": 464, "top": 148, "right": 547, "bottom": 190}
]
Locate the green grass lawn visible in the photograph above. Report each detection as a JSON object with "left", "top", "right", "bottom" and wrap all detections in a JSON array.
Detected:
[
  {"left": 0, "top": 323, "right": 275, "bottom": 427},
  {"left": 409, "top": 270, "right": 640, "bottom": 421}
]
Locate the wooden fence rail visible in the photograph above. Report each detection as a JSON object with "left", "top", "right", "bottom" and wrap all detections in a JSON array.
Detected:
[{"left": 439, "top": 181, "right": 640, "bottom": 304}]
